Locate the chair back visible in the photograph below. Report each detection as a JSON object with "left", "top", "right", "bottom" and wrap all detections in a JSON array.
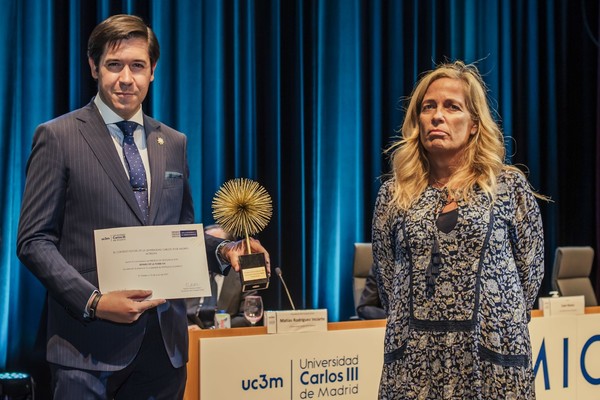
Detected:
[
  {"left": 552, "top": 246, "right": 597, "bottom": 307},
  {"left": 353, "top": 243, "right": 374, "bottom": 309}
]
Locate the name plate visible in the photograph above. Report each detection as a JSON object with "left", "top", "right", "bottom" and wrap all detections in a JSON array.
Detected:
[
  {"left": 538, "top": 295, "right": 585, "bottom": 317},
  {"left": 265, "top": 309, "right": 328, "bottom": 334}
]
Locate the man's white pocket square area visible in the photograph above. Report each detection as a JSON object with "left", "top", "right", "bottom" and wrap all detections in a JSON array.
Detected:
[{"left": 165, "top": 171, "right": 183, "bottom": 179}]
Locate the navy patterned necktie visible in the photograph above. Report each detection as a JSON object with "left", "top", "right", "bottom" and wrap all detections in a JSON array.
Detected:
[{"left": 116, "top": 121, "right": 149, "bottom": 223}]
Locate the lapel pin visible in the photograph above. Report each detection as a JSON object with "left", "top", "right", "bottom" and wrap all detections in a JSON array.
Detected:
[{"left": 157, "top": 137, "right": 165, "bottom": 145}]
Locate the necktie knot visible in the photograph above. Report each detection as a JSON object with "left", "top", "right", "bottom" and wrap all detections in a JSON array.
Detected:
[{"left": 116, "top": 121, "right": 138, "bottom": 137}]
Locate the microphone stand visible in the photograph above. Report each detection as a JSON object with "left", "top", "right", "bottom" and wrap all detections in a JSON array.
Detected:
[{"left": 275, "top": 267, "right": 296, "bottom": 310}]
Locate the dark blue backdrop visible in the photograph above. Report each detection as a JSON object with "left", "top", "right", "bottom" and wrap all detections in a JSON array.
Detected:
[{"left": 1, "top": 0, "right": 599, "bottom": 392}]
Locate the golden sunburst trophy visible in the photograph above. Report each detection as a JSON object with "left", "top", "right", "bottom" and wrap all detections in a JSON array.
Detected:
[{"left": 212, "top": 178, "right": 273, "bottom": 291}]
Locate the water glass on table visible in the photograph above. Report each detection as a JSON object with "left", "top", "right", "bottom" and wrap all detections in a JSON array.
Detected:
[{"left": 243, "top": 295, "right": 264, "bottom": 326}]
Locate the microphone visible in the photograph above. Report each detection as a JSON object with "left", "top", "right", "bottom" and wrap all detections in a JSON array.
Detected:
[{"left": 275, "top": 267, "right": 296, "bottom": 310}]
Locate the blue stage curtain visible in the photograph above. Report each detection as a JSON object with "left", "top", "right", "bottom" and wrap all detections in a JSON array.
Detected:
[{"left": 0, "top": 0, "right": 598, "bottom": 384}]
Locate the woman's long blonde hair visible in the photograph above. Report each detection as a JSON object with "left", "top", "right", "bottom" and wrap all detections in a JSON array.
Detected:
[{"left": 388, "top": 60, "right": 522, "bottom": 210}]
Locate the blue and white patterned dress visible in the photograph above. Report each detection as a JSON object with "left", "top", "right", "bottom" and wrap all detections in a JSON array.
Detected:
[{"left": 372, "top": 170, "right": 544, "bottom": 400}]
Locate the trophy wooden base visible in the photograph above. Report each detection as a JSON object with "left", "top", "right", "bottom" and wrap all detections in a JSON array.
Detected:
[{"left": 239, "top": 253, "right": 270, "bottom": 291}]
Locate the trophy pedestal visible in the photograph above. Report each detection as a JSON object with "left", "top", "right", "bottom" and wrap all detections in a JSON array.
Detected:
[{"left": 239, "top": 253, "right": 270, "bottom": 291}]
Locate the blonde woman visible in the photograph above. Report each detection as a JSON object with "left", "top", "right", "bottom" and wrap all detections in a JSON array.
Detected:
[{"left": 372, "top": 61, "right": 544, "bottom": 399}]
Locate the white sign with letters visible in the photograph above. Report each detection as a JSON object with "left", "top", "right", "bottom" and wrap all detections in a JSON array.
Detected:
[
  {"left": 530, "top": 313, "right": 600, "bottom": 399},
  {"left": 200, "top": 328, "right": 384, "bottom": 399},
  {"left": 198, "top": 314, "right": 600, "bottom": 399}
]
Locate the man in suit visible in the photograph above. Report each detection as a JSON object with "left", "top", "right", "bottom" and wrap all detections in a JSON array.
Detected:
[
  {"left": 187, "top": 225, "right": 259, "bottom": 329},
  {"left": 16, "top": 14, "right": 269, "bottom": 399}
]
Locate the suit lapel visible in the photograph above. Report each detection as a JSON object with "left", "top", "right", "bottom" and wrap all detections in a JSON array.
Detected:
[
  {"left": 77, "top": 102, "right": 146, "bottom": 224},
  {"left": 145, "top": 115, "right": 166, "bottom": 225}
]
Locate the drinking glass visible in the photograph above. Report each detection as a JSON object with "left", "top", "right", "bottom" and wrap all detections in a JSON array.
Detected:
[{"left": 244, "top": 296, "right": 264, "bottom": 326}]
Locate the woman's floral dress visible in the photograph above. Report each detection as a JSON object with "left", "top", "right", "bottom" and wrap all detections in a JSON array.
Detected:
[{"left": 372, "top": 170, "right": 544, "bottom": 399}]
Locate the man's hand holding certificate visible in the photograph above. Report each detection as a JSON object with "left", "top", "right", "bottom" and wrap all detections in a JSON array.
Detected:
[{"left": 94, "top": 224, "right": 211, "bottom": 299}]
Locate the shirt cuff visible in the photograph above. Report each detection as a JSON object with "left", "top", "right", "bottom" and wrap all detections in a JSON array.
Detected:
[
  {"left": 83, "top": 289, "right": 100, "bottom": 319},
  {"left": 215, "top": 240, "right": 232, "bottom": 273}
]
